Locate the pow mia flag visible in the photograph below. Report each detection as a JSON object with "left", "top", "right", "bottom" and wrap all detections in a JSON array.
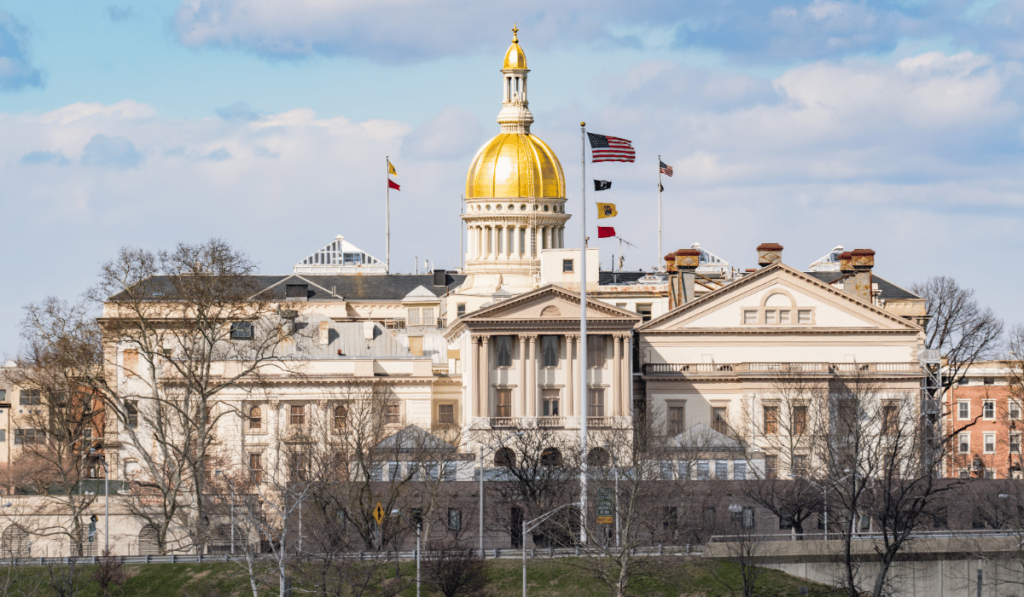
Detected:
[{"left": 594, "top": 180, "right": 612, "bottom": 191}]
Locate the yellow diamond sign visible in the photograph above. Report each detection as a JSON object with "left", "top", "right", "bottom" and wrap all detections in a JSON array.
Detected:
[{"left": 373, "top": 502, "right": 385, "bottom": 526}]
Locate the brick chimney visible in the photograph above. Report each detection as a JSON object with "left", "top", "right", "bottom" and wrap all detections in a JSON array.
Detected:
[
  {"left": 842, "top": 249, "right": 875, "bottom": 303},
  {"left": 669, "top": 249, "right": 701, "bottom": 309},
  {"left": 756, "top": 243, "right": 784, "bottom": 267}
]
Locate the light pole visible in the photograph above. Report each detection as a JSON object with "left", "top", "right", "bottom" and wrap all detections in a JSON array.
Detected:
[
  {"left": 392, "top": 509, "right": 422, "bottom": 597},
  {"left": 215, "top": 470, "right": 236, "bottom": 555},
  {"left": 522, "top": 503, "right": 580, "bottom": 597},
  {"left": 479, "top": 432, "right": 523, "bottom": 557},
  {"left": 90, "top": 447, "right": 109, "bottom": 554}
]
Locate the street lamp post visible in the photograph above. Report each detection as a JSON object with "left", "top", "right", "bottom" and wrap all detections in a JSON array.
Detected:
[
  {"left": 479, "top": 432, "right": 523, "bottom": 557},
  {"left": 392, "top": 509, "right": 422, "bottom": 597},
  {"left": 790, "top": 470, "right": 853, "bottom": 540},
  {"left": 603, "top": 443, "right": 619, "bottom": 547},
  {"left": 522, "top": 503, "right": 580, "bottom": 597}
]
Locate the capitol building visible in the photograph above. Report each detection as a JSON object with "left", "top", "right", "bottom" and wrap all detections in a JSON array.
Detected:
[{"left": 0, "top": 27, "right": 931, "bottom": 556}]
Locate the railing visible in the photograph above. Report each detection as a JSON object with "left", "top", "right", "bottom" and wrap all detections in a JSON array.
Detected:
[
  {"left": 587, "top": 416, "right": 615, "bottom": 428},
  {"left": 644, "top": 362, "right": 921, "bottom": 376},
  {"left": 537, "top": 417, "right": 566, "bottom": 429},
  {"left": 489, "top": 417, "right": 517, "bottom": 429},
  {"left": 0, "top": 545, "right": 702, "bottom": 566}
]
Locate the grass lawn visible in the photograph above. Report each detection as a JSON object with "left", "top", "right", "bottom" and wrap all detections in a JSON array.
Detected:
[{"left": 0, "top": 557, "right": 831, "bottom": 596}]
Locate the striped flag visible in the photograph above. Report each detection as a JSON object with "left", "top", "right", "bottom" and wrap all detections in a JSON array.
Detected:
[
  {"left": 659, "top": 160, "right": 673, "bottom": 177},
  {"left": 587, "top": 133, "right": 635, "bottom": 163}
]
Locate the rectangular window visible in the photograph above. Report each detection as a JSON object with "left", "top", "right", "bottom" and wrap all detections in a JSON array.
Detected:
[
  {"left": 1012, "top": 402, "right": 1021, "bottom": 420},
  {"left": 764, "top": 455, "right": 778, "bottom": 479},
  {"left": 715, "top": 461, "right": 729, "bottom": 480},
  {"left": 882, "top": 405, "right": 899, "bottom": 436},
  {"left": 541, "top": 336, "right": 559, "bottom": 368},
  {"left": 289, "top": 452, "right": 308, "bottom": 482},
  {"left": 637, "top": 304, "right": 652, "bottom": 323},
  {"left": 126, "top": 401, "right": 138, "bottom": 429},
  {"left": 793, "top": 405, "right": 807, "bottom": 435},
  {"left": 734, "top": 461, "right": 746, "bottom": 480},
  {"left": 422, "top": 308, "right": 435, "bottom": 326},
  {"left": 0, "top": 389, "right": 6, "bottom": 403},
  {"left": 712, "top": 407, "right": 729, "bottom": 435},
  {"left": 678, "top": 461, "right": 690, "bottom": 480},
  {"left": 985, "top": 377, "right": 995, "bottom": 386},
  {"left": 587, "top": 335, "right": 606, "bottom": 368},
  {"left": 386, "top": 403, "right": 400, "bottom": 425},
  {"left": 407, "top": 308, "right": 421, "bottom": 326},
  {"left": 668, "top": 406, "right": 685, "bottom": 435},
  {"left": 779, "top": 310, "right": 791, "bottom": 324},
  {"left": 230, "top": 322, "right": 253, "bottom": 339},
  {"left": 0, "top": 430, "right": 5, "bottom": 442},
  {"left": 456, "top": 303, "right": 466, "bottom": 318},
  {"left": 19, "top": 389, "right": 41, "bottom": 406},
  {"left": 1013, "top": 433, "right": 1022, "bottom": 455},
  {"left": 408, "top": 336, "right": 424, "bottom": 357},
  {"left": 290, "top": 405, "right": 305, "bottom": 427},
  {"left": 984, "top": 432, "right": 996, "bottom": 454},
  {"left": 437, "top": 404, "right": 455, "bottom": 426},
  {"left": 562, "top": 259, "right": 574, "bottom": 273},
  {"left": 696, "top": 460, "right": 710, "bottom": 480},
  {"left": 958, "top": 433, "right": 970, "bottom": 454},
  {"left": 443, "top": 462, "right": 457, "bottom": 482},
  {"left": 743, "top": 310, "right": 757, "bottom": 325},
  {"left": 763, "top": 405, "right": 778, "bottom": 434},
  {"left": 793, "top": 455, "right": 809, "bottom": 478},
  {"left": 448, "top": 508, "right": 462, "bottom": 533},
  {"left": 389, "top": 462, "right": 402, "bottom": 481},
  {"left": 249, "top": 453, "right": 263, "bottom": 484},
  {"left": 495, "top": 336, "right": 512, "bottom": 368},
  {"left": 496, "top": 390, "right": 512, "bottom": 418},
  {"left": 541, "top": 389, "right": 559, "bottom": 417},
  {"left": 588, "top": 388, "right": 605, "bottom": 417},
  {"left": 984, "top": 401, "right": 995, "bottom": 419},
  {"left": 660, "top": 460, "right": 674, "bottom": 480},
  {"left": 797, "top": 310, "right": 812, "bottom": 324},
  {"left": 764, "top": 310, "right": 776, "bottom": 324},
  {"left": 742, "top": 507, "right": 755, "bottom": 529},
  {"left": 958, "top": 401, "right": 970, "bottom": 420}
]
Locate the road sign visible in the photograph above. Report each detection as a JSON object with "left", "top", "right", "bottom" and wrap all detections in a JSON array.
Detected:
[
  {"left": 597, "top": 487, "right": 614, "bottom": 525},
  {"left": 373, "top": 502, "right": 385, "bottom": 526}
]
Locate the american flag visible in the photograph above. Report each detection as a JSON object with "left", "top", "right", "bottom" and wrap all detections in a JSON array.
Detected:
[
  {"left": 588, "top": 133, "right": 635, "bottom": 163},
  {"left": 659, "top": 160, "right": 673, "bottom": 177}
]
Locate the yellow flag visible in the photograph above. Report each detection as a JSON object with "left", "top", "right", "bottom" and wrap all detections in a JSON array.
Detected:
[
  {"left": 597, "top": 202, "right": 617, "bottom": 219},
  {"left": 388, "top": 160, "right": 397, "bottom": 176}
]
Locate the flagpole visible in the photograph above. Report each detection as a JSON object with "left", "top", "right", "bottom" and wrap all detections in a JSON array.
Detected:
[
  {"left": 386, "top": 156, "right": 391, "bottom": 273},
  {"left": 658, "top": 154, "right": 662, "bottom": 271},
  {"left": 579, "top": 122, "right": 589, "bottom": 546}
]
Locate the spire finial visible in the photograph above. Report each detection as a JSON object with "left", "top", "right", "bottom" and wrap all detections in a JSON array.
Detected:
[{"left": 512, "top": 23, "right": 519, "bottom": 43}]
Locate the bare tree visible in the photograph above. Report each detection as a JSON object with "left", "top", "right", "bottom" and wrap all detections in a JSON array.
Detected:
[
  {"left": 19, "top": 239, "right": 302, "bottom": 554},
  {"left": 704, "top": 507, "right": 773, "bottom": 597},
  {"left": 6, "top": 302, "right": 104, "bottom": 556},
  {"left": 912, "top": 276, "right": 1003, "bottom": 391},
  {"left": 422, "top": 540, "right": 488, "bottom": 597}
]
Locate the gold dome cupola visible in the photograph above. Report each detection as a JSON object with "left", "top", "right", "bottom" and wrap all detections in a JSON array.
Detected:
[{"left": 460, "top": 25, "right": 570, "bottom": 287}]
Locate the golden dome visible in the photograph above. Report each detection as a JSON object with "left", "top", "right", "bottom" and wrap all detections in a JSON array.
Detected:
[
  {"left": 465, "top": 133, "right": 565, "bottom": 199},
  {"left": 503, "top": 24, "right": 527, "bottom": 70}
]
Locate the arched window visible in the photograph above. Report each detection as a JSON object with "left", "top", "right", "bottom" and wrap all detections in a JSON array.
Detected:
[
  {"left": 0, "top": 526, "right": 29, "bottom": 558},
  {"left": 334, "top": 405, "right": 348, "bottom": 430},
  {"left": 587, "top": 447, "right": 610, "bottom": 468},
  {"left": 541, "top": 447, "right": 563, "bottom": 467},
  {"left": 138, "top": 525, "right": 160, "bottom": 556},
  {"left": 495, "top": 447, "right": 516, "bottom": 468},
  {"left": 248, "top": 406, "right": 262, "bottom": 431}
]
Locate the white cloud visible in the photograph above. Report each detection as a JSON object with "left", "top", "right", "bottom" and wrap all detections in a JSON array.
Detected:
[{"left": 402, "top": 106, "right": 485, "bottom": 161}]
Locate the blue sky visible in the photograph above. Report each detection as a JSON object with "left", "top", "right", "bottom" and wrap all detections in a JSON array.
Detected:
[{"left": 2, "top": 0, "right": 1024, "bottom": 356}]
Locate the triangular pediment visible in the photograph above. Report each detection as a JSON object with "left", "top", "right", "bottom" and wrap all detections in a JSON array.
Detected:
[
  {"left": 640, "top": 264, "right": 920, "bottom": 333},
  {"left": 463, "top": 285, "right": 640, "bottom": 322}
]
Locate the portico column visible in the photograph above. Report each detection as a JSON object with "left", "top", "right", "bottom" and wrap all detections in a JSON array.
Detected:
[
  {"left": 572, "top": 335, "right": 581, "bottom": 417},
  {"left": 480, "top": 336, "right": 490, "bottom": 418},
  {"left": 512, "top": 225, "right": 519, "bottom": 259},
  {"left": 612, "top": 334, "right": 622, "bottom": 417},
  {"left": 471, "top": 336, "right": 480, "bottom": 417},
  {"left": 518, "top": 336, "right": 527, "bottom": 418},
  {"left": 527, "top": 335, "right": 537, "bottom": 418},
  {"left": 621, "top": 335, "right": 631, "bottom": 417},
  {"left": 566, "top": 334, "right": 577, "bottom": 418}
]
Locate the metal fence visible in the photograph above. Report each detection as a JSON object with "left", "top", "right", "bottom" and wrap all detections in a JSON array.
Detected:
[{"left": 0, "top": 545, "right": 702, "bottom": 567}]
